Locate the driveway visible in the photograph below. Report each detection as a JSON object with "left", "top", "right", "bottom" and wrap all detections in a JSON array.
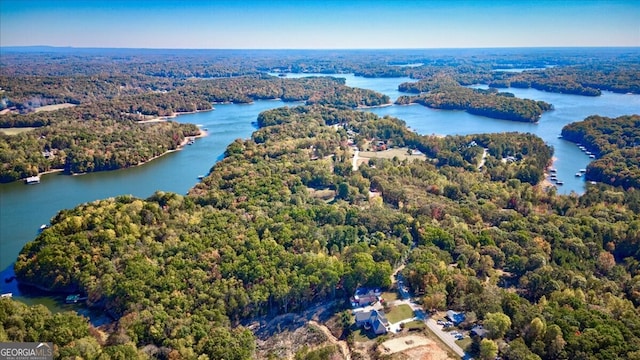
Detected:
[
  {"left": 352, "top": 147, "right": 359, "bottom": 170},
  {"left": 389, "top": 267, "right": 468, "bottom": 358},
  {"left": 424, "top": 317, "right": 466, "bottom": 358},
  {"left": 388, "top": 287, "right": 466, "bottom": 358}
]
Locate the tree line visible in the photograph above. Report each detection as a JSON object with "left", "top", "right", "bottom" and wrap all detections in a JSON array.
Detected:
[
  {"left": 562, "top": 114, "right": 640, "bottom": 189},
  {"left": 9, "top": 103, "right": 640, "bottom": 359},
  {"left": 0, "top": 76, "right": 388, "bottom": 182}
]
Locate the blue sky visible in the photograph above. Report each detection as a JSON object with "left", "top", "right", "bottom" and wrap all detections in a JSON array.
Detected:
[{"left": 1, "top": 0, "right": 638, "bottom": 49}]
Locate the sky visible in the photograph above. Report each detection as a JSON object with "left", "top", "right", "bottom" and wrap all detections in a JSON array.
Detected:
[{"left": 1, "top": 0, "right": 638, "bottom": 49}]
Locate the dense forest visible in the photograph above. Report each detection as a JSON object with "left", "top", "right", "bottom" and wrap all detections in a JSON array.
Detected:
[
  {"left": 2, "top": 48, "right": 638, "bottom": 182},
  {"left": 0, "top": 74, "right": 385, "bottom": 116},
  {"left": 488, "top": 65, "right": 640, "bottom": 95},
  {"left": 0, "top": 119, "right": 200, "bottom": 180},
  {"left": 2, "top": 48, "right": 640, "bottom": 359},
  {"left": 0, "top": 76, "right": 388, "bottom": 182},
  {"left": 6, "top": 102, "right": 640, "bottom": 359},
  {"left": 561, "top": 114, "right": 640, "bottom": 189},
  {"left": 2, "top": 47, "right": 639, "bottom": 91}
]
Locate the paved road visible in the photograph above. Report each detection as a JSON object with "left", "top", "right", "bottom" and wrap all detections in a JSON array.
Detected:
[
  {"left": 425, "top": 317, "right": 466, "bottom": 358},
  {"left": 386, "top": 298, "right": 465, "bottom": 358}
]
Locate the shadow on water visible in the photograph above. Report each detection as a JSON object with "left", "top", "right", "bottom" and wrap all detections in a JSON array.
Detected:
[{"left": 1, "top": 264, "right": 114, "bottom": 327}]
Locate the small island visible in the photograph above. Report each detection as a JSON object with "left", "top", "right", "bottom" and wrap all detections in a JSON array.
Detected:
[{"left": 396, "top": 78, "right": 552, "bottom": 123}]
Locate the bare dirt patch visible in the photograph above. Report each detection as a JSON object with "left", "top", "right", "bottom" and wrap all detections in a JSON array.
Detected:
[
  {"left": 402, "top": 344, "right": 455, "bottom": 360},
  {"left": 379, "top": 335, "right": 454, "bottom": 359}
]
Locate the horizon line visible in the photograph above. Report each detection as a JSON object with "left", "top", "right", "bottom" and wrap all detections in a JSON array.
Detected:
[{"left": 2, "top": 45, "right": 640, "bottom": 51}]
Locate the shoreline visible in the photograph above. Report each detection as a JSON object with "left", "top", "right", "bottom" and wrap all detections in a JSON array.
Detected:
[
  {"left": 357, "top": 102, "right": 393, "bottom": 109},
  {"left": 137, "top": 107, "right": 214, "bottom": 123},
  {"left": 130, "top": 128, "right": 209, "bottom": 167},
  {"left": 20, "top": 130, "right": 209, "bottom": 183},
  {"left": 540, "top": 156, "right": 559, "bottom": 190},
  {"left": 39, "top": 168, "right": 64, "bottom": 176}
]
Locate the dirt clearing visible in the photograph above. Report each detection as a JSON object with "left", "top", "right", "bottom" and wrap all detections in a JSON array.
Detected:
[{"left": 379, "top": 335, "right": 454, "bottom": 360}]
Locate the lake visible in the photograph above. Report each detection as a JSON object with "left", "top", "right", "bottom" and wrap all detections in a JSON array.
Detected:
[{"left": 1, "top": 74, "right": 638, "bottom": 316}]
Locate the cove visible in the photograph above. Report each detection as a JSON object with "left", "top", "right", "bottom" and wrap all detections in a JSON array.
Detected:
[
  {"left": 1, "top": 74, "right": 638, "bottom": 318},
  {"left": 367, "top": 86, "right": 639, "bottom": 196},
  {"left": 0, "top": 100, "right": 301, "bottom": 314}
]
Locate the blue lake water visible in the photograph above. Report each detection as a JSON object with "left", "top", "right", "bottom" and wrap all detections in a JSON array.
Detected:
[
  {"left": 367, "top": 85, "right": 640, "bottom": 195},
  {"left": 1, "top": 74, "right": 638, "bottom": 316}
]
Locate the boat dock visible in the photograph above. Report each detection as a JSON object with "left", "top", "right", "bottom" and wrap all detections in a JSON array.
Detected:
[
  {"left": 25, "top": 175, "right": 40, "bottom": 184},
  {"left": 65, "top": 294, "right": 88, "bottom": 304}
]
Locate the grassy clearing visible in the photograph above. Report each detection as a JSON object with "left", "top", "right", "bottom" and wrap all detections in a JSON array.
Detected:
[
  {"left": 381, "top": 291, "right": 398, "bottom": 303},
  {"left": 351, "top": 326, "right": 377, "bottom": 342},
  {"left": 0, "top": 127, "right": 36, "bottom": 135},
  {"left": 358, "top": 147, "right": 426, "bottom": 162},
  {"left": 402, "top": 320, "right": 426, "bottom": 330},
  {"left": 33, "top": 103, "right": 76, "bottom": 113},
  {"left": 456, "top": 336, "right": 473, "bottom": 351},
  {"left": 386, "top": 304, "right": 414, "bottom": 323}
]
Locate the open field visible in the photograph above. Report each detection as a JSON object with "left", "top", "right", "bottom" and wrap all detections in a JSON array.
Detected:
[
  {"left": 33, "top": 103, "right": 76, "bottom": 112},
  {"left": 0, "top": 127, "right": 36, "bottom": 135},
  {"left": 307, "top": 187, "right": 335, "bottom": 201},
  {"left": 358, "top": 147, "right": 427, "bottom": 162}
]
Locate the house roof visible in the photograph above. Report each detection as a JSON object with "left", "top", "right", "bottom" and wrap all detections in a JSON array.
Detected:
[
  {"left": 446, "top": 310, "right": 465, "bottom": 324},
  {"left": 372, "top": 318, "right": 387, "bottom": 334},
  {"left": 354, "top": 293, "right": 377, "bottom": 305},
  {"left": 471, "top": 325, "right": 488, "bottom": 337},
  {"left": 354, "top": 311, "right": 371, "bottom": 322},
  {"left": 372, "top": 310, "right": 389, "bottom": 325}
]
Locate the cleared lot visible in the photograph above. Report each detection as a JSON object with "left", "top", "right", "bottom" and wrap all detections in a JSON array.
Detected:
[{"left": 379, "top": 335, "right": 454, "bottom": 359}]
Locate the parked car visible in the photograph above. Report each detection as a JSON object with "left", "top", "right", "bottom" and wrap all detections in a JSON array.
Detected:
[{"left": 437, "top": 320, "right": 444, "bottom": 325}]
